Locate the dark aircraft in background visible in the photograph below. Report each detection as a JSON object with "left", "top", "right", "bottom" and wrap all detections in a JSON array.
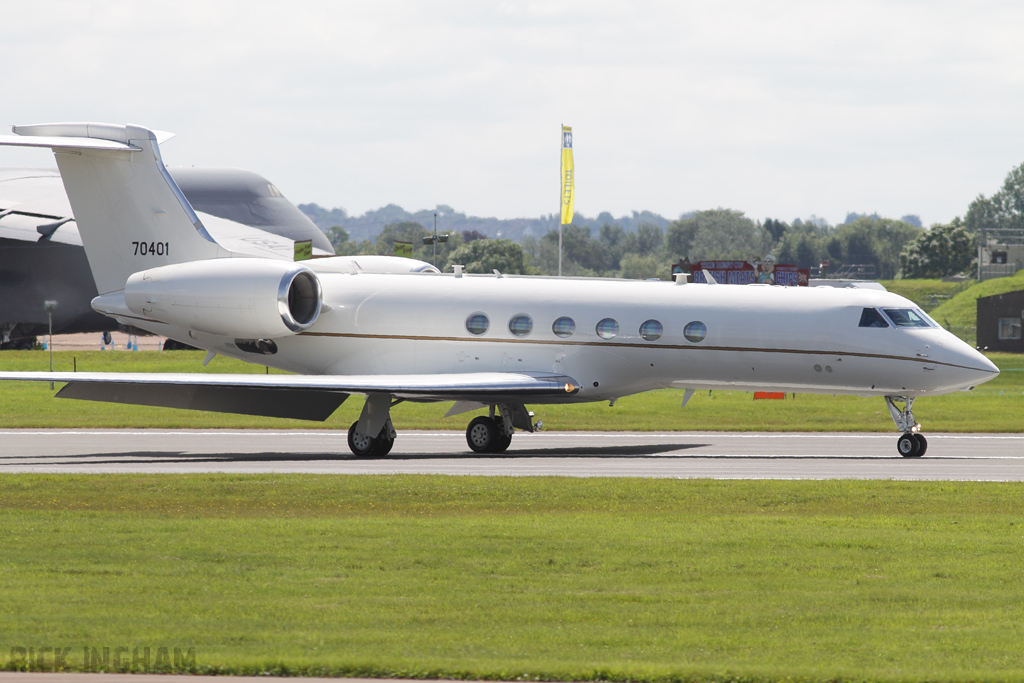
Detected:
[{"left": 0, "top": 167, "right": 334, "bottom": 348}]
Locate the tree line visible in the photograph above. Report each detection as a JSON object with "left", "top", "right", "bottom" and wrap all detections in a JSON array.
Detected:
[
  {"left": 302, "top": 202, "right": 671, "bottom": 243},
  {"left": 521, "top": 212, "right": 925, "bottom": 280},
  {"left": 897, "top": 160, "right": 1024, "bottom": 279},
  {"left": 326, "top": 211, "right": 926, "bottom": 280},
  {"left": 317, "top": 159, "right": 1024, "bottom": 280}
]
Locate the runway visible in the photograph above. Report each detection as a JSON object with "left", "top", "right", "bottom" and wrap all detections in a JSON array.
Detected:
[{"left": 1, "top": 429, "right": 1023, "bottom": 480}]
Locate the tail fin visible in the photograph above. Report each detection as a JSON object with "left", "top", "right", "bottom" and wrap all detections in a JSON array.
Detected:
[{"left": 0, "top": 123, "right": 229, "bottom": 294}]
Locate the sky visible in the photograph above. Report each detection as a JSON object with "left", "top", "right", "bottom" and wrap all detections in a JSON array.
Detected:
[{"left": 2, "top": 0, "right": 1024, "bottom": 227}]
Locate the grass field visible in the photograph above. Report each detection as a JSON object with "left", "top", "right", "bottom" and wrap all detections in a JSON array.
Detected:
[
  {"left": 2, "top": 475, "right": 1024, "bottom": 682},
  {"left": 877, "top": 278, "right": 972, "bottom": 312},
  {"left": 1, "top": 350, "right": 1021, "bottom": 432},
  {"left": 925, "top": 270, "right": 1024, "bottom": 343}
]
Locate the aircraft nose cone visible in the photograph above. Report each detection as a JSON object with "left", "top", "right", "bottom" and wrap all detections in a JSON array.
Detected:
[
  {"left": 979, "top": 353, "right": 999, "bottom": 375},
  {"left": 953, "top": 344, "right": 999, "bottom": 388}
]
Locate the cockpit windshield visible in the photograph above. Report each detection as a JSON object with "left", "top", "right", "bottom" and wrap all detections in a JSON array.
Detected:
[
  {"left": 882, "top": 308, "right": 933, "bottom": 328},
  {"left": 859, "top": 308, "right": 889, "bottom": 328}
]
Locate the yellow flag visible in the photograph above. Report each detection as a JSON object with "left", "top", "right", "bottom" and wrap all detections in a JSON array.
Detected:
[{"left": 560, "top": 125, "right": 574, "bottom": 225}]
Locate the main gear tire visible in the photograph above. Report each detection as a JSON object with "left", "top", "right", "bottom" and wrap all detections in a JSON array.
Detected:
[
  {"left": 492, "top": 432, "right": 513, "bottom": 453},
  {"left": 374, "top": 434, "right": 395, "bottom": 457},
  {"left": 466, "top": 416, "right": 498, "bottom": 453},
  {"left": 348, "top": 422, "right": 376, "bottom": 458}
]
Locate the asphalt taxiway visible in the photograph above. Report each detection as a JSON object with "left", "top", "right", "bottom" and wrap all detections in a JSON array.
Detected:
[{"left": 1, "top": 429, "right": 1023, "bottom": 480}]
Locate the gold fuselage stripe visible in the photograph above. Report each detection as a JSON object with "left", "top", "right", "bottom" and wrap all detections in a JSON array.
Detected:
[{"left": 298, "top": 331, "right": 989, "bottom": 374}]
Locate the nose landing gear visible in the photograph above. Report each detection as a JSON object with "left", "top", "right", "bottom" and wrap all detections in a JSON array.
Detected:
[{"left": 885, "top": 396, "right": 927, "bottom": 457}]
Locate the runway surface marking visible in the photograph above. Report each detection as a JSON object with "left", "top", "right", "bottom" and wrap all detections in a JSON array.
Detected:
[
  {"left": 1, "top": 430, "right": 1022, "bottom": 480},
  {"left": 2, "top": 430, "right": 1023, "bottom": 439}
]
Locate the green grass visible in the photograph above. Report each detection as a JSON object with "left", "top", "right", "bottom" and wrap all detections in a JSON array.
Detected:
[
  {"left": 926, "top": 269, "right": 1024, "bottom": 342},
  {"left": 1, "top": 350, "right": 1022, "bottom": 432},
  {"left": 878, "top": 278, "right": 972, "bottom": 311},
  {"left": 3, "top": 475, "right": 1024, "bottom": 682}
]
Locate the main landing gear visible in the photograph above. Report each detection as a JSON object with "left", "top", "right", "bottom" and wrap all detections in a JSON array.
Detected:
[
  {"left": 346, "top": 393, "right": 397, "bottom": 458},
  {"left": 344, "top": 396, "right": 541, "bottom": 458},
  {"left": 885, "top": 396, "right": 928, "bottom": 458},
  {"left": 347, "top": 420, "right": 395, "bottom": 457},
  {"left": 465, "top": 404, "right": 540, "bottom": 454}
]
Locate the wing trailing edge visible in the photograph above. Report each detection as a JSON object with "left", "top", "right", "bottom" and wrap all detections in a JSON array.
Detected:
[{"left": 0, "top": 371, "right": 581, "bottom": 421}]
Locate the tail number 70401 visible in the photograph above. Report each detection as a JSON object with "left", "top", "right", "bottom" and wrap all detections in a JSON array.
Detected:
[{"left": 133, "top": 241, "right": 169, "bottom": 256}]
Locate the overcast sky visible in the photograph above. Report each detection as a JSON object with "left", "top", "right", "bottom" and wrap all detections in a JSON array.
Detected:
[{"left": 2, "top": 0, "right": 1023, "bottom": 227}]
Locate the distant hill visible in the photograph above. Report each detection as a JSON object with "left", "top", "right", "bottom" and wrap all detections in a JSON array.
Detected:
[
  {"left": 845, "top": 211, "right": 922, "bottom": 228},
  {"left": 298, "top": 202, "right": 676, "bottom": 242}
]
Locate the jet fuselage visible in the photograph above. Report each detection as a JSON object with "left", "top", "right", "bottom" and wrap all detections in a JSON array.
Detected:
[{"left": 159, "top": 268, "right": 997, "bottom": 402}]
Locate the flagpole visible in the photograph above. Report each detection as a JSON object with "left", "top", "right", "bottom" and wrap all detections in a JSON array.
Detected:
[{"left": 558, "top": 224, "right": 563, "bottom": 277}]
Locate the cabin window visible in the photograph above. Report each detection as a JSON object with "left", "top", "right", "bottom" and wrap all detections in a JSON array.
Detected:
[
  {"left": 552, "top": 316, "right": 576, "bottom": 338},
  {"left": 683, "top": 321, "right": 707, "bottom": 343},
  {"left": 465, "top": 313, "right": 489, "bottom": 335},
  {"left": 508, "top": 314, "right": 533, "bottom": 337},
  {"left": 883, "top": 308, "right": 932, "bottom": 328},
  {"left": 859, "top": 308, "right": 889, "bottom": 328},
  {"left": 999, "top": 317, "right": 1022, "bottom": 340},
  {"left": 640, "top": 319, "right": 663, "bottom": 341},
  {"left": 596, "top": 318, "right": 619, "bottom": 340}
]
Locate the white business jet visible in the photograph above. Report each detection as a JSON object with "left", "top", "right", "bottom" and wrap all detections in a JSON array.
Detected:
[{"left": 0, "top": 123, "right": 999, "bottom": 458}]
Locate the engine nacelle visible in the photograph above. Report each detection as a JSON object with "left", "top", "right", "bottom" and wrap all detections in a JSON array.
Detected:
[{"left": 124, "top": 258, "right": 322, "bottom": 338}]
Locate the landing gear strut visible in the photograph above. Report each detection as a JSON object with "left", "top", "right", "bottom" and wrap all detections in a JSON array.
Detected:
[{"left": 885, "top": 396, "right": 927, "bottom": 458}]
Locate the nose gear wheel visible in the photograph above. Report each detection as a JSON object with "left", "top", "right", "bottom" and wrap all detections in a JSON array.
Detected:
[{"left": 887, "top": 396, "right": 927, "bottom": 458}]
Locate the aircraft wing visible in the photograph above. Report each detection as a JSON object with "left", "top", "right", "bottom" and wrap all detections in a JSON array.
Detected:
[
  {"left": 0, "top": 371, "right": 581, "bottom": 421},
  {"left": 0, "top": 169, "right": 81, "bottom": 245}
]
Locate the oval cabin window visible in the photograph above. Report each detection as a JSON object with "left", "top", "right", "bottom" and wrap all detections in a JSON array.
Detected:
[
  {"left": 508, "top": 314, "right": 533, "bottom": 337},
  {"left": 639, "top": 319, "right": 663, "bottom": 341},
  {"left": 465, "top": 313, "right": 490, "bottom": 336},
  {"left": 596, "top": 318, "right": 619, "bottom": 340},
  {"left": 683, "top": 321, "right": 707, "bottom": 343},
  {"left": 552, "top": 316, "right": 576, "bottom": 338}
]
